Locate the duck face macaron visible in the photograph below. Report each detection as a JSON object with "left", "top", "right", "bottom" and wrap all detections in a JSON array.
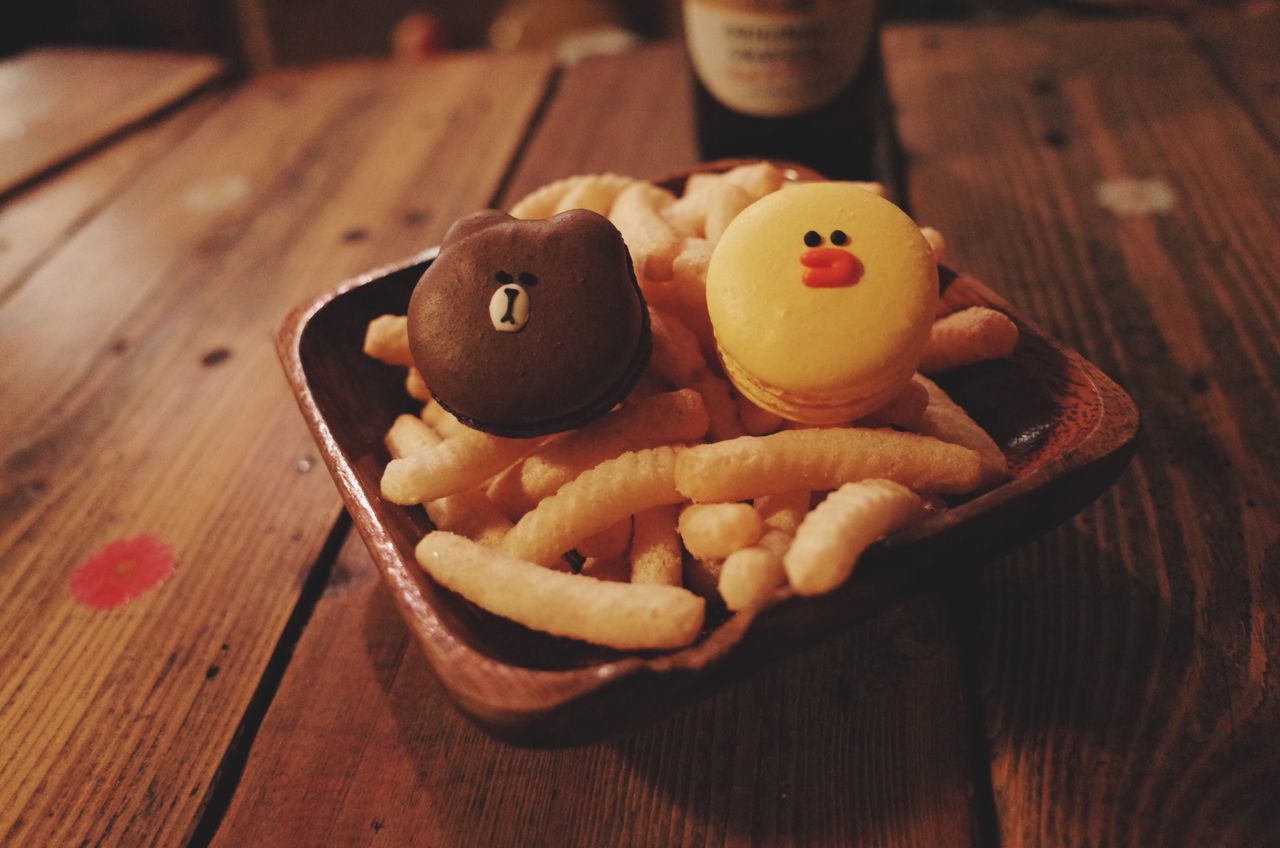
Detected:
[
  {"left": 407, "top": 208, "right": 650, "bottom": 437},
  {"left": 707, "top": 183, "right": 938, "bottom": 424}
]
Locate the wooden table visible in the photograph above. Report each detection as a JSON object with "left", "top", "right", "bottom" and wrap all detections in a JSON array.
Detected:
[{"left": 2, "top": 10, "right": 1278, "bottom": 846}]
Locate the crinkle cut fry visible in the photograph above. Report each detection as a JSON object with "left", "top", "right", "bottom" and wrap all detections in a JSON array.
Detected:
[
  {"left": 503, "top": 446, "right": 685, "bottom": 567},
  {"left": 676, "top": 428, "right": 982, "bottom": 503}
]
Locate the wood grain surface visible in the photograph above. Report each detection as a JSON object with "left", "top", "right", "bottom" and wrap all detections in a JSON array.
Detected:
[
  {"left": 886, "top": 18, "right": 1280, "bottom": 847},
  {"left": 0, "top": 94, "right": 225, "bottom": 308},
  {"left": 0, "top": 48, "right": 224, "bottom": 198},
  {"left": 214, "top": 45, "right": 982, "bottom": 848},
  {"left": 1191, "top": 4, "right": 1280, "bottom": 149},
  {"left": 0, "top": 53, "right": 554, "bottom": 847}
]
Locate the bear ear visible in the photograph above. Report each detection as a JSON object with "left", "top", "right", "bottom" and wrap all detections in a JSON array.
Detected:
[
  {"left": 441, "top": 209, "right": 513, "bottom": 248},
  {"left": 545, "top": 208, "right": 626, "bottom": 250}
]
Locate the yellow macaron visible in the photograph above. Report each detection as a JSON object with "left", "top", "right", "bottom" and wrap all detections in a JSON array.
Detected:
[{"left": 706, "top": 182, "right": 938, "bottom": 424}]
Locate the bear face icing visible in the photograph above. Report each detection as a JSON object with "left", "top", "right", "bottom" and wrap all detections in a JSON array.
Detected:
[{"left": 407, "top": 208, "right": 650, "bottom": 437}]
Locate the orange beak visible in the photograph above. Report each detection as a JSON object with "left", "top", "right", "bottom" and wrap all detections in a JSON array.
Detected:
[{"left": 801, "top": 247, "right": 864, "bottom": 288}]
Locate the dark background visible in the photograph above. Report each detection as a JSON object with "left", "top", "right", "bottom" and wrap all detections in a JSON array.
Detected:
[{"left": 1, "top": 0, "right": 1218, "bottom": 66}]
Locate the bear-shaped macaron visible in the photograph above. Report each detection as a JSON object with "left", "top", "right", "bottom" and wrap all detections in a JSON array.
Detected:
[{"left": 407, "top": 209, "right": 651, "bottom": 437}]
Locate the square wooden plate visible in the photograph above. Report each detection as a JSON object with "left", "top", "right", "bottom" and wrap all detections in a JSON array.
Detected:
[{"left": 278, "top": 166, "right": 1139, "bottom": 746}]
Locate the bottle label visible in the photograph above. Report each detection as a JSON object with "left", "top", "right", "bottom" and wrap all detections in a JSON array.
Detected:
[{"left": 684, "top": 0, "right": 877, "bottom": 118}]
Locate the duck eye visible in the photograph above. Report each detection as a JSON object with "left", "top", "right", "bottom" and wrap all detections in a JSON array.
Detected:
[
  {"left": 495, "top": 270, "right": 513, "bottom": 284},
  {"left": 518, "top": 271, "right": 538, "bottom": 286},
  {"left": 830, "top": 230, "right": 848, "bottom": 246},
  {"left": 803, "top": 230, "right": 822, "bottom": 247}
]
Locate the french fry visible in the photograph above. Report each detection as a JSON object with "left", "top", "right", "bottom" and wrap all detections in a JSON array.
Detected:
[
  {"left": 689, "top": 368, "right": 745, "bottom": 441},
  {"left": 734, "top": 392, "right": 785, "bottom": 436},
  {"left": 509, "top": 174, "right": 580, "bottom": 219},
  {"left": 676, "top": 428, "right": 983, "bottom": 503},
  {"left": 363, "top": 315, "right": 413, "bottom": 366},
  {"left": 630, "top": 504, "right": 682, "bottom": 586},
  {"left": 722, "top": 161, "right": 784, "bottom": 199},
  {"left": 579, "top": 553, "right": 633, "bottom": 583},
  {"left": 913, "top": 375, "right": 1008, "bottom": 488},
  {"left": 920, "top": 226, "right": 947, "bottom": 265},
  {"left": 385, "top": 414, "right": 441, "bottom": 457},
  {"left": 648, "top": 306, "right": 705, "bottom": 386},
  {"left": 609, "top": 182, "right": 682, "bottom": 282},
  {"left": 784, "top": 480, "right": 925, "bottom": 595},
  {"left": 718, "top": 490, "right": 808, "bottom": 610},
  {"left": 417, "top": 532, "right": 705, "bottom": 649},
  {"left": 719, "top": 529, "right": 791, "bottom": 611},
  {"left": 662, "top": 173, "right": 720, "bottom": 238},
  {"left": 678, "top": 503, "right": 764, "bottom": 560},
  {"left": 755, "top": 489, "right": 810, "bottom": 534},
  {"left": 421, "top": 400, "right": 471, "bottom": 438},
  {"left": 577, "top": 516, "right": 632, "bottom": 559},
  {"left": 382, "top": 428, "right": 537, "bottom": 505},
  {"left": 405, "top": 368, "right": 431, "bottom": 402},
  {"left": 553, "top": 173, "right": 635, "bottom": 216},
  {"left": 385, "top": 415, "right": 513, "bottom": 549},
  {"left": 920, "top": 307, "right": 1019, "bottom": 373},
  {"left": 704, "top": 182, "right": 753, "bottom": 244},
  {"left": 487, "top": 389, "right": 708, "bottom": 519},
  {"left": 503, "top": 446, "right": 685, "bottom": 566},
  {"left": 855, "top": 379, "right": 929, "bottom": 429}
]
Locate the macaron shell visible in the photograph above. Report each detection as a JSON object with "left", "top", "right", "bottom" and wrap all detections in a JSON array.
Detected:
[{"left": 707, "top": 183, "right": 938, "bottom": 420}]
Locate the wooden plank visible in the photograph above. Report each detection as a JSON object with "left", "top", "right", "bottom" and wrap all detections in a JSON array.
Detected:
[
  {"left": 886, "top": 18, "right": 1280, "bottom": 846},
  {"left": 216, "top": 537, "right": 977, "bottom": 848},
  {"left": 214, "top": 45, "right": 981, "bottom": 848},
  {"left": 0, "top": 92, "right": 225, "bottom": 308},
  {"left": 1191, "top": 4, "right": 1280, "bottom": 149},
  {"left": 0, "top": 52, "right": 555, "bottom": 847},
  {"left": 0, "top": 48, "right": 224, "bottom": 197},
  {"left": 501, "top": 42, "right": 699, "bottom": 207}
]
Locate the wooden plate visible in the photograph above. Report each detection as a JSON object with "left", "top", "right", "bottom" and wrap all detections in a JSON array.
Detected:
[{"left": 278, "top": 166, "right": 1139, "bottom": 746}]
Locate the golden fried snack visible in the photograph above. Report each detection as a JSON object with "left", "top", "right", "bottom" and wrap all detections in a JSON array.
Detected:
[
  {"left": 717, "top": 490, "right": 808, "bottom": 610},
  {"left": 722, "top": 161, "right": 785, "bottom": 199},
  {"left": 417, "top": 532, "right": 705, "bottom": 649},
  {"left": 704, "top": 181, "right": 753, "bottom": 244},
  {"left": 641, "top": 238, "right": 716, "bottom": 361},
  {"left": 734, "top": 392, "right": 785, "bottom": 436},
  {"left": 420, "top": 400, "right": 471, "bottom": 438},
  {"left": 363, "top": 315, "right": 413, "bottom": 366},
  {"left": 689, "top": 368, "right": 745, "bottom": 441},
  {"left": 487, "top": 389, "right": 708, "bottom": 519},
  {"left": 508, "top": 174, "right": 580, "bottom": 219},
  {"left": 405, "top": 368, "right": 432, "bottom": 402},
  {"left": 577, "top": 516, "right": 632, "bottom": 559},
  {"left": 630, "top": 504, "right": 682, "bottom": 586},
  {"left": 579, "top": 553, "right": 633, "bottom": 583},
  {"left": 382, "top": 429, "right": 537, "bottom": 505},
  {"left": 609, "top": 182, "right": 682, "bottom": 282},
  {"left": 662, "top": 173, "right": 719, "bottom": 238},
  {"left": 914, "top": 375, "right": 1009, "bottom": 488},
  {"left": 784, "top": 480, "right": 925, "bottom": 595},
  {"left": 920, "top": 226, "right": 948, "bottom": 265},
  {"left": 553, "top": 173, "right": 635, "bottom": 216},
  {"left": 683, "top": 556, "right": 724, "bottom": 600},
  {"left": 385, "top": 413, "right": 441, "bottom": 457},
  {"left": 920, "top": 307, "right": 1019, "bottom": 373},
  {"left": 502, "top": 446, "right": 685, "bottom": 566},
  {"left": 385, "top": 416, "right": 512, "bottom": 548},
  {"left": 425, "top": 491, "right": 514, "bottom": 550},
  {"left": 676, "top": 428, "right": 983, "bottom": 503},
  {"left": 648, "top": 306, "right": 705, "bottom": 386},
  {"left": 855, "top": 379, "right": 929, "bottom": 429},
  {"left": 719, "top": 530, "right": 791, "bottom": 611},
  {"left": 678, "top": 503, "right": 764, "bottom": 560}
]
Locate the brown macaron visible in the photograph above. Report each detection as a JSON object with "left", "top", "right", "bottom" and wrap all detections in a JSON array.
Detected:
[{"left": 407, "top": 208, "right": 651, "bottom": 437}]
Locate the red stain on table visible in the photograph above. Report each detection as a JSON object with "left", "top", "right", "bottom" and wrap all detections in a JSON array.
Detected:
[{"left": 71, "top": 534, "right": 176, "bottom": 610}]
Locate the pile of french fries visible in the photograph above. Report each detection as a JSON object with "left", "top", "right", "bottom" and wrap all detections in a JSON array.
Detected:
[{"left": 363, "top": 162, "right": 1019, "bottom": 652}]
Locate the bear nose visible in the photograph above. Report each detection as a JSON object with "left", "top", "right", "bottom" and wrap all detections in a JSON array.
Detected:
[
  {"left": 800, "top": 247, "right": 863, "bottom": 288},
  {"left": 489, "top": 284, "right": 530, "bottom": 332}
]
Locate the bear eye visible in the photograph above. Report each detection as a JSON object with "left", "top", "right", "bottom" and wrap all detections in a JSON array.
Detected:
[
  {"left": 803, "top": 230, "right": 822, "bottom": 247},
  {"left": 518, "top": 271, "right": 538, "bottom": 286},
  {"left": 495, "top": 270, "right": 513, "bottom": 284},
  {"left": 830, "top": 230, "right": 848, "bottom": 246}
]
